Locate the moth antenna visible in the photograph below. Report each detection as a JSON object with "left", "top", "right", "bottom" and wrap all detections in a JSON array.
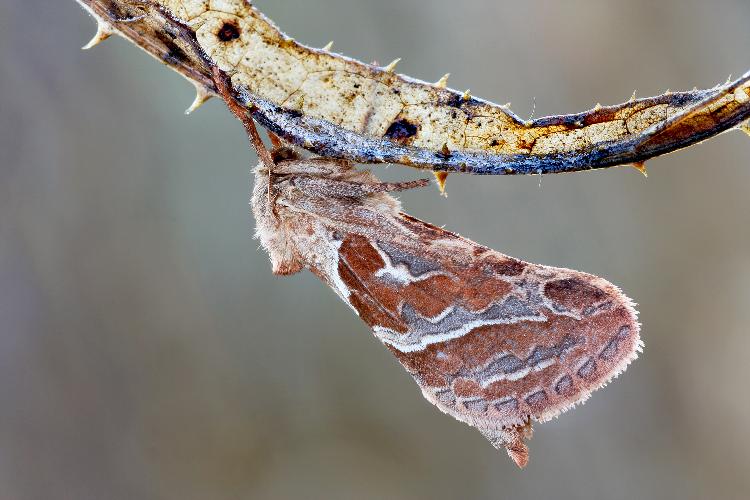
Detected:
[
  {"left": 82, "top": 19, "right": 114, "bottom": 50},
  {"left": 185, "top": 83, "right": 213, "bottom": 115}
]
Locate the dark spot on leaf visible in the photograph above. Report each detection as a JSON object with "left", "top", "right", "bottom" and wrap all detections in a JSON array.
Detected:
[
  {"left": 384, "top": 119, "right": 418, "bottom": 141},
  {"left": 217, "top": 22, "right": 241, "bottom": 42},
  {"left": 446, "top": 93, "right": 463, "bottom": 108},
  {"left": 283, "top": 107, "right": 303, "bottom": 119}
]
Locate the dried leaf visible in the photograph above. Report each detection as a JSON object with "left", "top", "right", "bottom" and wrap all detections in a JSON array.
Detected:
[{"left": 76, "top": 0, "right": 750, "bottom": 174}]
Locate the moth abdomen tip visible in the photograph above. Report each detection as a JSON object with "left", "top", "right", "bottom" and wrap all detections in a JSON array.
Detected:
[{"left": 507, "top": 444, "right": 530, "bottom": 469}]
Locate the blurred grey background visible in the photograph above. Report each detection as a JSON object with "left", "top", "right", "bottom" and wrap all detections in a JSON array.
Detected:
[{"left": 2, "top": 1, "right": 750, "bottom": 499}]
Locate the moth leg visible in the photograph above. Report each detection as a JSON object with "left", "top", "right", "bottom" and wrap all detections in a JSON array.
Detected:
[
  {"left": 211, "top": 67, "right": 275, "bottom": 169},
  {"left": 267, "top": 130, "right": 284, "bottom": 150},
  {"left": 210, "top": 66, "right": 282, "bottom": 211},
  {"left": 478, "top": 421, "right": 534, "bottom": 469}
]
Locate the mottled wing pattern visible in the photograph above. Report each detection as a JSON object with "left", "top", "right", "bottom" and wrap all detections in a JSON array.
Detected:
[{"left": 333, "top": 215, "right": 640, "bottom": 467}]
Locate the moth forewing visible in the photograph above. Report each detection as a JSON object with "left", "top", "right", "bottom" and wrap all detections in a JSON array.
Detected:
[{"left": 251, "top": 156, "right": 641, "bottom": 468}]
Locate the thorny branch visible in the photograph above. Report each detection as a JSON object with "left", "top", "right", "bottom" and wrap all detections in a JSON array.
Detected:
[{"left": 76, "top": 0, "right": 750, "bottom": 176}]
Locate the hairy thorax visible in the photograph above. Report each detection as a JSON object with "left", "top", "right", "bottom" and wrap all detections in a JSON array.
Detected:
[{"left": 251, "top": 157, "right": 405, "bottom": 277}]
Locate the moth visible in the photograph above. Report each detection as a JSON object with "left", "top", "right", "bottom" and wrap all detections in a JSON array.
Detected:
[
  {"left": 76, "top": 0, "right": 750, "bottom": 184},
  {"left": 213, "top": 68, "right": 641, "bottom": 468}
]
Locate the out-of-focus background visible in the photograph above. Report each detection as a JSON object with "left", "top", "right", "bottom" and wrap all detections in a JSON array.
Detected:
[{"left": 2, "top": 1, "right": 749, "bottom": 498}]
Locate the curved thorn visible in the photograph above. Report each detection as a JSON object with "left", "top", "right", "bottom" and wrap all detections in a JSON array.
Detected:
[
  {"left": 434, "top": 172, "right": 449, "bottom": 196},
  {"left": 435, "top": 73, "right": 450, "bottom": 89},
  {"left": 384, "top": 58, "right": 401, "bottom": 73},
  {"left": 82, "top": 20, "right": 113, "bottom": 50},
  {"left": 631, "top": 162, "right": 648, "bottom": 177},
  {"left": 322, "top": 40, "right": 334, "bottom": 52},
  {"left": 185, "top": 84, "right": 212, "bottom": 115}
]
